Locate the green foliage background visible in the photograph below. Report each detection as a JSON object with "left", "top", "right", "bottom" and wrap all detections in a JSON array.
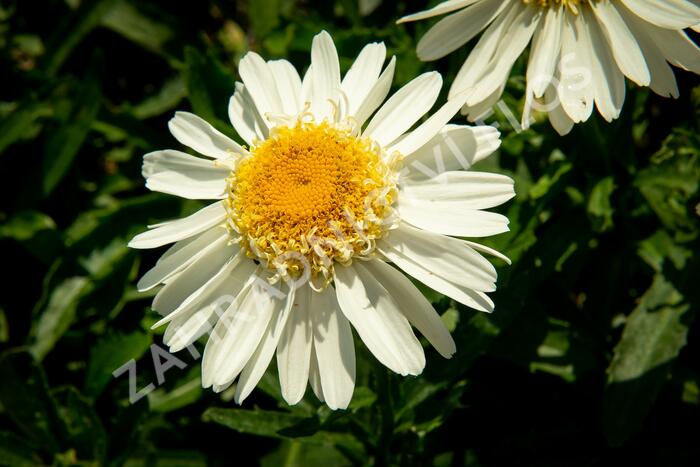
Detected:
[{"left": 1, "top": 0, "right": 700, "bottom": 465}]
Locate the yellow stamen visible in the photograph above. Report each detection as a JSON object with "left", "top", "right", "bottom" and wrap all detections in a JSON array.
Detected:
[
  {"left": 522, "top": 0, "right": 601, "bottom": 14},
  {"left": 226, "top": 121, "right": 398, "bottom": 286}
]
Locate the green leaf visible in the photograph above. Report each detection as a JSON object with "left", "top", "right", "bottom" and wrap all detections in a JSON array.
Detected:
[
  {"left": 30, "top": 276, "right": 91, "bottom": 361},
  {"left": 43, "top": 0, "right": 117, "bottom": 75},
  {"left": 249, "top": 0, "right": 281, "bottom": 37},
  {"left": 41, "top": 74, "right": 101, "bottom": 196},
  {"left": 0, "top": 99, "right": 48, "bottom": 155},
  {"left": 148, "top": 368, "right": 202, "bottom": 413},
  {"left": 53, "top": 387, "right": 107, "bottom": 462},
  {"left": 183, "top": 47, "right": 236, "bottom": 136},
  {"left": 602, "top": 274, "right": 695, "bottom": 446},
  {"left": 527, "top": 156, "right": 572, "bottom": 200},
  {"left": 587, "top": 176, "right": 616, "bottom": 232},
  {"left": 0, "top": 210, "right": 56, "bottom": 241},
  {"left": 130, "top": 76, "right": 186, "bottom": 119},
  {"left": 0, "top": 431, "right": 40, "bottom": 467},
  {"left": 100, "top": 0, "right": 175, "bottom": 58},
  {"left": 84, "top": 331, "right": 151, "bottom": 397},
  {"left": 202, "top": 408, "right": 364, "bottom": 454},
  {"left": 261, "top": 440, "right": 351, "bottom": 467},
  {"left": 0, "top": 350, "right": 65, "bottom": 453},
  {"left": 0, "top": 308, "right": 8, "bottom": 343}
]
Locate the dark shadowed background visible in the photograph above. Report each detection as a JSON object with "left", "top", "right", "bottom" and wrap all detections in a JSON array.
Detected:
[{"left": 1, "top": 0, "right": 699, "bottom": 465}]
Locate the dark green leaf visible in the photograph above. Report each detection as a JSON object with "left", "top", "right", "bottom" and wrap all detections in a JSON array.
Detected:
[
  {"left": 603, "top": 274, "right": 695, "bottom": 446},
  {"left": 0, "top": 351, "right": 64, "bottom": 453},
  {"left": 84, "top": 331, "right": 151, "bottom": 397},
  {"left": 30, "top": 276, "right": 91, "bottom": 361},
  {"left": 53, "top": 387, "right": 107, "bottom": 462}
]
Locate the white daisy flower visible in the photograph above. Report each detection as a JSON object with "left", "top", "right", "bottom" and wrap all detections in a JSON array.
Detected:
[
  {"left": 399, "top": 0, "right": 700, "bottom": 134},
  {"left": 129, "top": 31, "right": 513, "bottom": 410}
]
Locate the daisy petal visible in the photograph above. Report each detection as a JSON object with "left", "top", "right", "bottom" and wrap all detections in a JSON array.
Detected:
[
  {"left": 363, "top": 72, "right": 442, "bottom": 147},
  {"left": 353, "top": 56, "right": 396, "bottom": 128},
  {"left": 590, "top": 1, "right": 651, "bottom": 86},
  {"left": 363, "top": 260, "right": 456, "bottom": 358},
  {"left": 202, "top": 277, "right": 286, "bottom": 388},
  {"left": 277, "top": 286, "right": 313, "bottom": 405},
  {"left": 310, "top": 31, "right": 341, "bottom": 121},
  {"left": 168, "top": 111, "right": 246, "bottom": 159},
  {"left": 620, "top": 0, "right": 700, "bottom": 30},
  {"left": 398, "top": 0, "right": 480, "bottom": 24},
  {"left": 379, "top": 223, "right": 497, "bottom": 293},
  {"left": 341, "top": 42, "right": 387, "bottom": 116},
  {"left": 228, "top": 82, "right": 268, "bottom": 145},
  {"left": 403, "top": 125, "right": 501, "bottom": 179},
  {"left": 416, "top": 0, "right": 506, "bottom": 61},
  {"left": 137, "top": 227, "right": 227, "bottom": 291},
  {"left": 129, "top": 202, "right": 226, "bottom": 249},
  {"left": 311, "top": 286, "right": 355, "bottom": 410},
  {"left": 142, "top": 150, "right": 229, "bottom": 200},
  {"left": 334, "top": 263, "right": 425, "bottom": 376},
  {"left": 268, "top": 59, "right": 303, "bottom": 116},
  {"left": 400, "top": 171, "right": 515, "bottom": 210},
  {"left": 151, "top": 234, "right": 238, "bottom": 316},
  {"left": 234, "top": 286, "right": 296, "bottom": 403}
]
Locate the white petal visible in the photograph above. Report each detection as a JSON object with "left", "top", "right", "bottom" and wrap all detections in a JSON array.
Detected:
[
  {"left": 620, "top": 0, "right": 700, "bottom": 29},
  {"left": 363, "top": 72, "right": 442, "bottom": 147},
  {"left": 334, "top": 263, "right": 425, "bottom": 376},
  {"left": 202, "top": 277, "right": 287, "bottom": 388},
  {"left": 617, "top": 8, "right": 678, "bottom": 99},
  {"left": 397, "top": 0, "right": 479, "bottom": 23},
  {"left": 463, "top": 240, "right": 511, "bottom": 265},
  {"left": 228, "top": 82, "right": 268, "bottom": 146},
  {"left": 353, "top": 56, "right": 396, "bottom": 128},
  {"left": 378, "top": 233, "right": 495, "bottom": 313},
  {"left": 238, "top": 52, "right": 284, "bottom": 125},
  {"left": 137, "top": 227, "right": 227, "bottom": 291},
  {"left": 363, "top": 260, "right": 456, "bottom": 358},
  {"left": 403, "top": 125, "right": 501, "bottom": 179},
  {"left": 527, "top": 6, "right": 564, "bottom": 99},
  {"left": 416, "top": 0, "right": 506, "bottom": 61},
  {"left": 648, "top": 27, "right": 700, "bottom": 75},
  {"left": 276, "top": 286, "right": 313, "bottom": 405},
  {"left": 142, "top": 150, "right": 229, "bottom": 200},
  {"left": 168, "top": 111, "right": 246, "bottom": 159},
  {"left": 341, "top": 42, "right": 387, "bottom": 116},
  {"left": 545, "top": 83, "right": 575, "bottom": 135},
  {"left": 379, "top": 222, "right": 498, "bottom": 292},
  {"left": 162, "top": 260, "right": 246, "bottom": 352},
  {"left": 234, "top": 285, "right": 296, "bottom": 403},
  {"left": 310, "top": 31, "right": 341, "bottom": 121},
  {"left": 129, "top": 202, "right": 226, "bottom": 249},
  {"left": 311, "top": 286, "right": 355, "bottom": 410},
  {"left": 400, "top": 171, "right": 515, "bottom": 210},
  {"left": 583, "top": 8, "right": 627, "bottom": 120},
  {"left": 387, "top": 92, "right": 469, "bottom": 157},
  {"left": 158, "top": 253, "right": 256, "bottom": 348},
  {"left": 464, "top": 3, "right": 540, "bottom": 107},
  {"left": 448, "top": 4, "right": 519, "bottom": 100},
  {"left": 308, "top": 345, "right": 325, "bottom": 403},
  {"left": 399, "top": 203, "right": 509, "bottom": 238},
  {"left": 268, "top": 59, "right": 303, "bottom": 116},
  {"left": 557, "top": 14, "right": 595, "bottom": 123},
  {"left": 590, "top": 1, "right": 651, "bottom": 86},
  {"left": 151, "top": 234, "right": 238, "bottom": 316}
]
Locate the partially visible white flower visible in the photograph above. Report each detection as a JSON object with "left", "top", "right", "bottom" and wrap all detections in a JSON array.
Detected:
[
  {"left": 130, "top": 31, "right": 513, "bottom": 410},
  {"left": 399, "top": 0, "right": 700, "bottom": 134}
]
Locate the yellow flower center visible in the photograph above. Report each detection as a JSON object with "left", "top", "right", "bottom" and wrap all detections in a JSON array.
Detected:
[{"left": 227, "top": 121, "right": 398, "bottom": 287}]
